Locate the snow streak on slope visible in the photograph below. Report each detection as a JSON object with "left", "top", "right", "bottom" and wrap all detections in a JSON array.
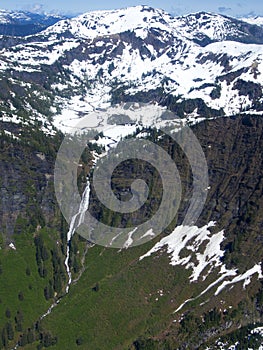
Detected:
[
  {"left": 140, "top": 222, "right": 228, "bottom": 282},
  {"left": 215, "top": 264, "right": 263, "bottom": 296},
  {"left": 240, "top": 16, "right": 263, "bottom": 27},
  {"left": 174, "top": 12, "right": 245, "bottom": 41},
  {"left": 140, "top": 223, "right": 263, "bottom": 311}
]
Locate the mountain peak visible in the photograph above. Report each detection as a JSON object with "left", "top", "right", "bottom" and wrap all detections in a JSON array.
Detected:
[
  {"left": 42, "top": 5, "right": 175, "bottom": 40},
  {"left": 0, "top": 5, "right": 263, "bottom": 126},
  {"left": 173, "top": 11, "right": 263, "bottom": 43}
]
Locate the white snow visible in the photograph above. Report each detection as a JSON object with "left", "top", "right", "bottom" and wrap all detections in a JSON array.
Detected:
[
  {"left": 0, "top": 6, "right": 262, "bottom": 127},
  {"left": 140, "top": 228, "right": 155, "bottom": 239},
  {"left": 240, "top": 16, "right": 263, "bottom": 27},
  {"left": 140, "top": 222, "right": 263, "bottom": 313},
  {"left": 251, "top": 326, "right": 263, "bottom": 336},
  {"left": 42, "top": 6, "right": 176, "bottom": 40},
  {"left": 140, "top": 222, "right": 228, "bottom": 282},
  {"left": 215, "top": 264, "right": 263, "bottom": 296},
  {"left": 53, "top": 102, "right": 183, "bottom": 135},
  {"left": 9, "top": 242, "right": 16, "bottom": 250},
  {"left": 2, "top": 40, "right": 79, "bottom": 69},
  {"left": 174, "top": 12, "right": 243, "bottom": 42},
  {"left": 123, "top": 228, "right": 138, "bottom": 249}
]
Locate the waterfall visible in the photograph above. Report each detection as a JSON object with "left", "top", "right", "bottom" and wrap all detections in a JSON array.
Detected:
[
  {"left": 36, "top": 180, "right": 91, "bottom": 325},
  {"left": 65, "top": 181, "right": 90, "bottom": 294}
]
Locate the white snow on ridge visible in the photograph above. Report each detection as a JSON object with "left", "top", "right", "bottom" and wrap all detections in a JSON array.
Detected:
[
  {"left": 0, "top": 9, "right": 33, "bottom": 24},
  {"left": 0, "top": 6, "right": 263, "bottom": 131},
  {"left": 140, "top": 222, "right": 226, "bottom": 282},
  {"left": 140, "top": 222, "right": 263, "bottom": 312},
  {"left": 215, "top": 264, "right": 263, "bottom": 295},
  {"left": 9, "top": 242, "right": 16, "bottom": 250},
  {"left": 43, "top": 6, "right": 176, "bottom": 40},
  {"left": 43, "top": 7, "right": 249, "bottom": 43},
  {"left": 240, "top": 16, "right": 263, "bottom": 27},
  {"left": 174, "top": 12, "right": 242, "bottom": 42},
  {"left": 0, "top": 9, "right": 65, "bottom": 25},
  {"left": 2, "top": 40, "right": 79, "bottom": 69}
]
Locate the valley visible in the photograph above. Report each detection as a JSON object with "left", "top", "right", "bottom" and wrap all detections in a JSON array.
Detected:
[{"left": 0, "top": 5, "right": 263, "bottom": 349}]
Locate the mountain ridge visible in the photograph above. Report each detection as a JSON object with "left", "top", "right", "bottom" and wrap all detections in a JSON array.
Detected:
[
  {"left": 0, "top": 6, "right": 262, "bottom": 134},
  {"left": 0, "top": 6, "right": 263, "bottom": 349},
  {"left": 0, "top": 9, "right": 67, "bottom": 36}
]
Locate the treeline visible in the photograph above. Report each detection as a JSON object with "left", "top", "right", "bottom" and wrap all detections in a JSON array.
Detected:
[
  {"left": 0, "top": 322, "right": 57, "bottom": 349},
  {"left": 218, "top": 323, "right": 263, "bottom": 349},
  {"left": 34, "top": 228, "right": 67, "bottom": 301}
]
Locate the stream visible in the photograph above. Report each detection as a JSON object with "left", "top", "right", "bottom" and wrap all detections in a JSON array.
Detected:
[{"left": 39, "top": 180, "right": 91, "bottom": 320}]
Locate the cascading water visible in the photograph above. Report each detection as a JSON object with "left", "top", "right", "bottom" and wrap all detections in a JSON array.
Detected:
[
  {"left": 64, "top": 181, "right": 90, "bottom": 293},
  {"left": 39, "top": 180, "right": 91, "bottom": 321}
]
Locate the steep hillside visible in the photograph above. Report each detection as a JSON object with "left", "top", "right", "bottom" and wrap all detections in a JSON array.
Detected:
[
  {"left": 39, "top": 115, "right": 263, "bottom": 350},
  {"left": 0, "top": 5, "right": 263, "bottom": 350},
  {"left": 0, "top": 123, "right": 69, "bottom": 348}
]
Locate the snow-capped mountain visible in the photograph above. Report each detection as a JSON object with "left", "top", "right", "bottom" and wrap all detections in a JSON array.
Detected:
[
  {"left": 0, "top": 6, "right": 262, "bottom": 132},
  {"left": 0, "top": 9, "right": 67, "bottom": 36},
  {"left": 1, "top": 7, "right": 263, "bottom": 348},
  {"left": 41, "top": 7, "right": 263, "bottom": 44},
  {"left": 240, "top": 16, "right": 263, "bottom": 27}
]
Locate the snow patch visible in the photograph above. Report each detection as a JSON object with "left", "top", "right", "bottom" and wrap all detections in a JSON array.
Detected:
[
  {"left": 215, "top": 263, "right": 263, "bottom": 296},
  {"left": 140, "top": 222, "right": 263, "bottom": 313},
  {"left": 140, "top": 222, "right": 226, "bottom": 282},
  {"left": 9, "top": 242, "right": 16, "bottom": 250}
]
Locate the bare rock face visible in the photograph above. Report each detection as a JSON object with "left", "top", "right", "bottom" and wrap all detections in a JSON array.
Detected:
[
  {"left": 0, "top": 122, "right": 61, "bottom": 240},
  {"left": 193, "top": 115, "right": 263, "bottom": 269}
]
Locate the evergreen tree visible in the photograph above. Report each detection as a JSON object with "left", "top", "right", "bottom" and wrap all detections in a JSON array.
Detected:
[
  {"left": 1, "top": 327, "right": 7, "bottom": 348},
  {"left": 27, "top": 328, "right": 35, "bottom": 343},
  {"left": 18, "top": 291, "right": 24, "bottom": 301},
  {"left": 15, "top": 310, "right": 24, "bottom": 332},
  {"left": 6, "top": 322, "right": 14, "bottom": 341},
  {"left": 76, "top": 336, "right": 83, "bottom": 345},
  {"left": 18, "top": 333, "right": 28, "bottom": 347},
  {"left": 5, "top": 308, "right": 11, "bottom": 319}
]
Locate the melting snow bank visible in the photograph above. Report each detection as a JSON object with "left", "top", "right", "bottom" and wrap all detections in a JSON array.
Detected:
[
  {"left": 215, "top": 264, "right": 263, "bottom": 296},
  {"left": 174, "top": 263, "right": 263, "bottom": 313},
  {"left": 9, "top": 242, "right": 16, "bottom": 250},
  {"left": 140, "top": 222, "right": 228, "bottom": 282},
  {"left": 252, "top": 326, "right": 263, "bottom": 337},
  {"left": 139, "top": 222, "right": 263, "bottom": 312}
]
